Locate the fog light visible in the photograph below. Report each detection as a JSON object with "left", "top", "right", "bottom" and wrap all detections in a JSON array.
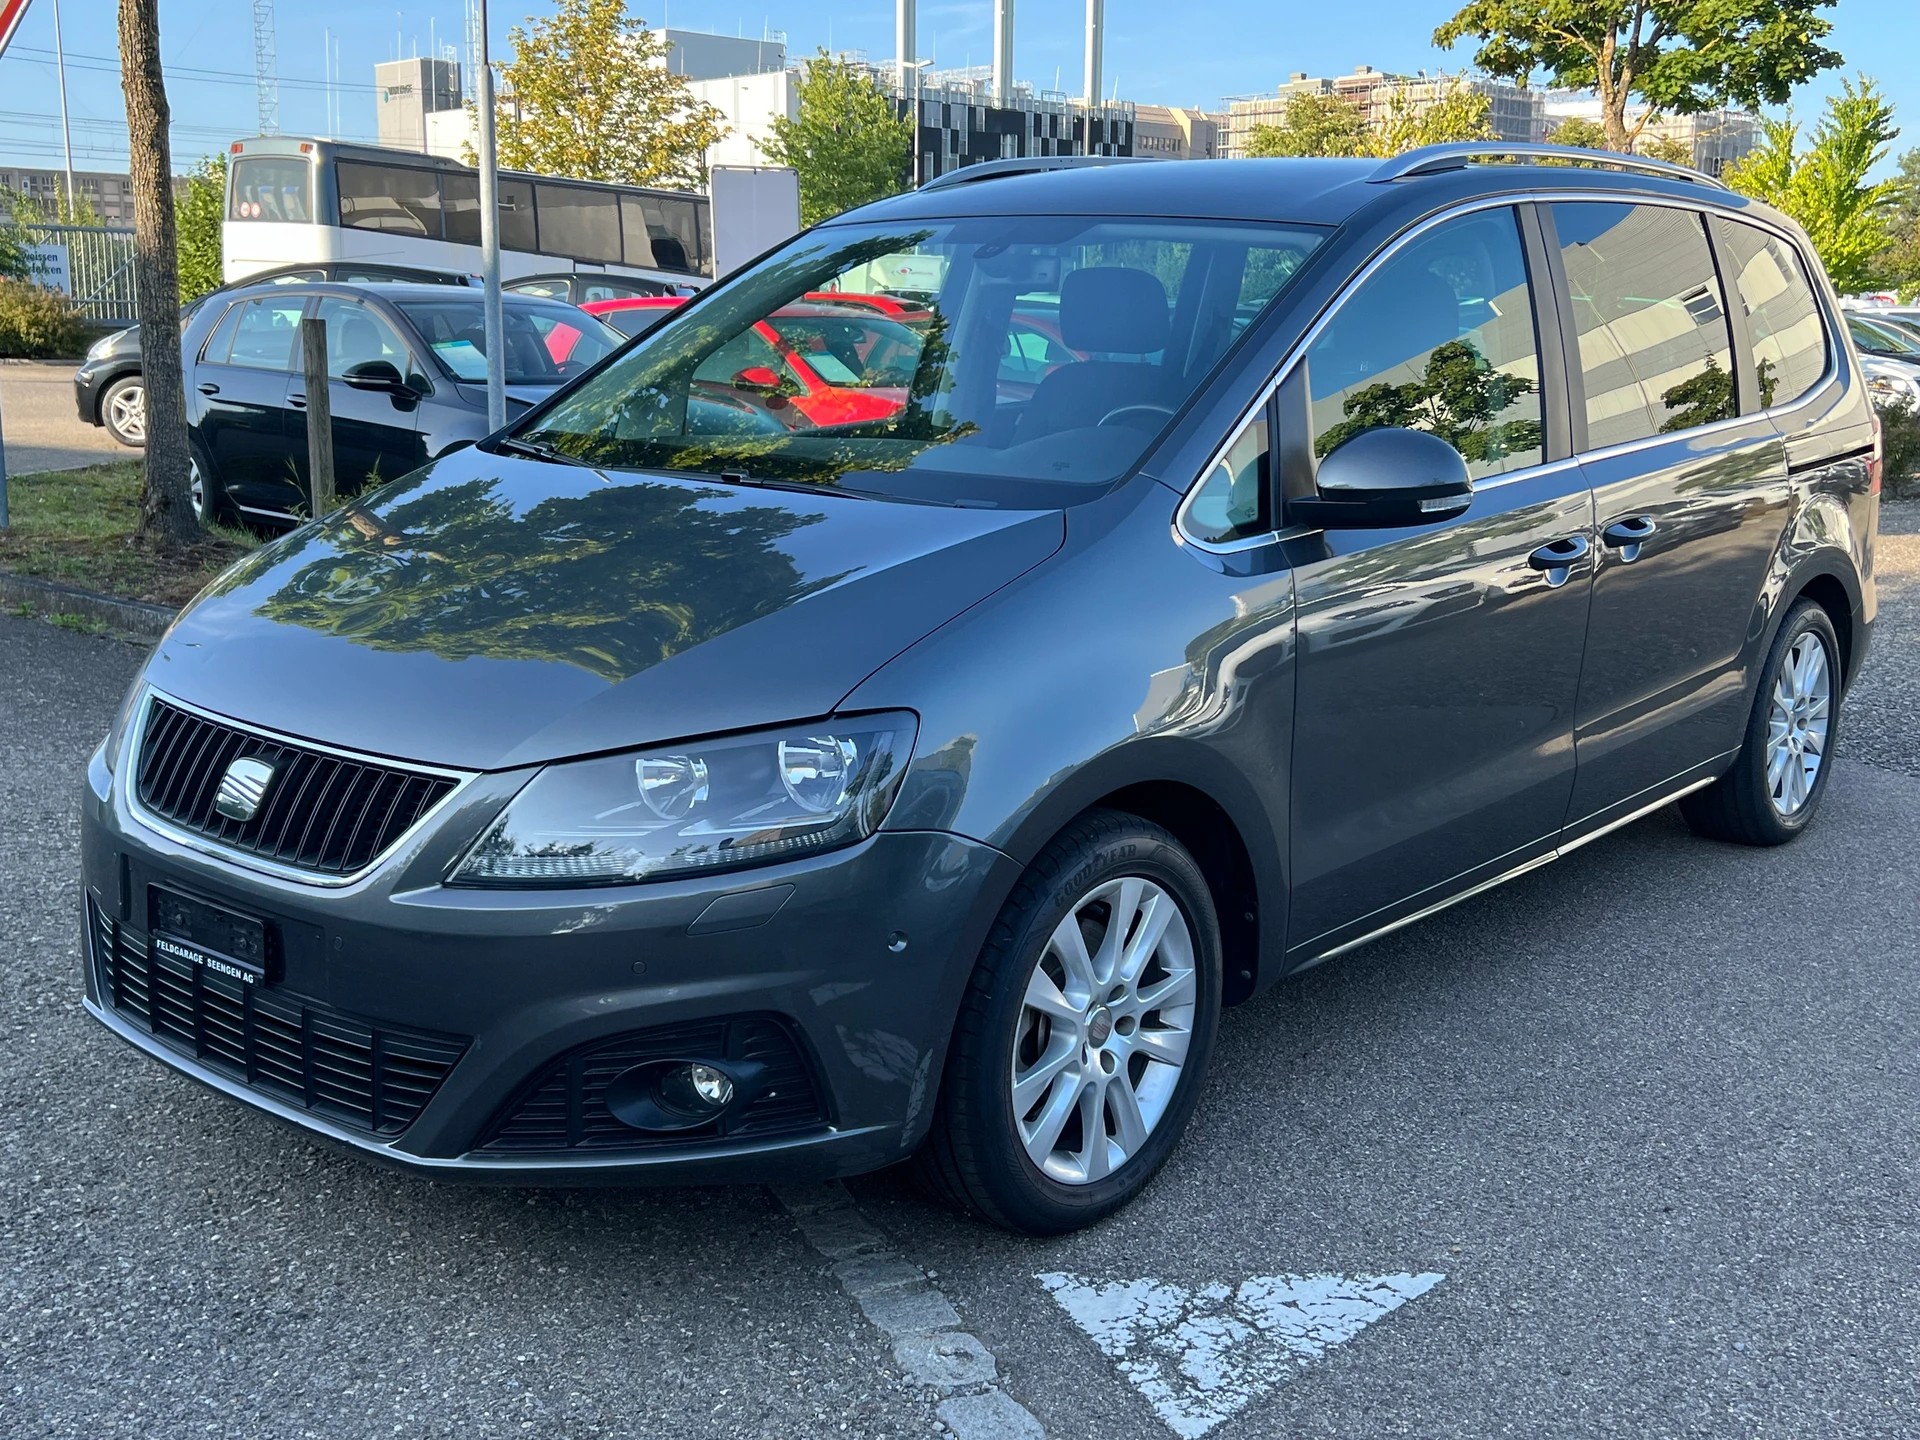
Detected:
[
  {"left": 688, "top": 1063, "right": 734, "bottom": 1106},
  {"left": 658, "top": 1061, "right": 735, "bottom": 1117}
]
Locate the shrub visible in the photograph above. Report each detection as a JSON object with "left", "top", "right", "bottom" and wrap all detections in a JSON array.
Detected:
[
  {"left": 0, "top": 279, "right": 86, "bottom": 358},
  {"left": 1881, "top": 397, "right": 1920, "bottom": 501}
]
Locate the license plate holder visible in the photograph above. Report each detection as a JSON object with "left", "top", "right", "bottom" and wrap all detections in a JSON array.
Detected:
[{"left": 148, "top": 885, "right": 273, "bottom": 985}]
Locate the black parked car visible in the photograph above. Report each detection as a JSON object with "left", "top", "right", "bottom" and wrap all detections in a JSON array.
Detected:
[
  {"left": 82, "top": 146, "right": 1877, "bottom": 1235},
  {"left": 178, "top": 282, "right": 621, "bottom": 525},
  {"left": 73, "top": 262, "right": 474, "bottom": 448},
  {"left": 506, "top": 271, "right": 687, "bottom": 304}
]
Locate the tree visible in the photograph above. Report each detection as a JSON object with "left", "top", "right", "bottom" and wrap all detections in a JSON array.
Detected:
[
  {"left": 1550, "top": 116, "right": 1611, "bottom": 149},
  {"left": 175, "top": 153, "right": 226, "bottom": 302},
  {"left": 1872, "top": 147, "right": 1920, "bottom": 297},
  {"left": 487, "top": 0, "right": 724, "bottom": 189},
  {"left": 760, "top": 52, "right": 912, "bottom": 226},
  {"left": 1639, "top": 134, "right": 1695, "bottom": 166},
  {"left": 1434, "top": 0, "right": 1842, "bottom": 154},
  {"left": 1369, "top": 79, "right": 1496, "bottom": 156},
  {"left": 1725, "top": 77, "right": 1904, "bottom": 293},
  {"left": 1243, "top": 92, "right": 1370, "bottom": 158},
  {"left": 117, "top": 0, "right": 197, "bottom": 546}
]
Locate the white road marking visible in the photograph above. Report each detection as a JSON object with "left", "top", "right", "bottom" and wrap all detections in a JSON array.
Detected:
[
  {"left": 1036, "top": 1269, "right": 1445, "bottom": 1439},
  {"left": 776, "top": 1184, "right": 1046, "bottom": 1439}
]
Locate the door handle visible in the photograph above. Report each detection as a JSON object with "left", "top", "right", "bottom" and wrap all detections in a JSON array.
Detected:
[
  {"left": 288, "top": 394, "right": 306, "bottom": 409},
  {"left": 197, "top": 382, "right": 220, "bottom": 396},
  {"left": 1527, "top": 535, "right": 1589, "bottom": 588},
  {"left": 1602, "top": 515, "right": 1656, "bottom": 562}
]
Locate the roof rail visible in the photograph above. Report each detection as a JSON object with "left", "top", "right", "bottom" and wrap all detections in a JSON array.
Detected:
[
  {"left": 916, "top": 154, "right": 1164, "bottom": 193},
  {"left": 1370, "top": 141, "right": 1730, "bottom": 191}
]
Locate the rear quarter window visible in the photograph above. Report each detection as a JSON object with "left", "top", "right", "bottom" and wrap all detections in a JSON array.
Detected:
[{"left": 1713, "top": 220, "right": 1830, "bottom": 411}]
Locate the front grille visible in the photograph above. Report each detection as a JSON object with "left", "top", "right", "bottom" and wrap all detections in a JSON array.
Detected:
[
  {"left": 91, "top": 899, "right": 467, "bottom": 1136},
  {"left": 479, "top": 1014, "right": 827, "bottom": 1153},
  {"left": 133, "top": 696, "right": 460, "bottom": 878}
]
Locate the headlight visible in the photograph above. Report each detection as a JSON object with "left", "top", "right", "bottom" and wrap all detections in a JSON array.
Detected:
[
  {"left": 102, "top": 679, "right": 146, "bottom": 775},
  {"left": 452, "top": 713, "right": 917, "bottom": 886},
  {"left": 1862, "top": 358, "right": 1920, "bottom": 408},
  {"left": 85, "top": 330, "right": 126, "bottom": 363}
]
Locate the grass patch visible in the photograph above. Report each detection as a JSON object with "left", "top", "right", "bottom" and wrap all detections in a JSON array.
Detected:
[{"left": 0, "top": 461, "right": 260, "bottom": 607}]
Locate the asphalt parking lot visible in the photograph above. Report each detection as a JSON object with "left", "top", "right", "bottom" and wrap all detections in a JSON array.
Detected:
[
  {"left": 3, "top": 507, "right": 1917, "bottom": 1439},
  {"left": 0, "top": 361, "right": 126, "bottom": 475}
]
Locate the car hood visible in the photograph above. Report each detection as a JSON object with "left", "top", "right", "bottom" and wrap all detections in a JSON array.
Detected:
[{"left": 146, "top": 448, "right": 1063, "bottom": 771}]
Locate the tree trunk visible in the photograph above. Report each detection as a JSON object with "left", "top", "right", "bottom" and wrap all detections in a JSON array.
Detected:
[{"left": 118, "top": 0, "right": 198, "bottom": 548}]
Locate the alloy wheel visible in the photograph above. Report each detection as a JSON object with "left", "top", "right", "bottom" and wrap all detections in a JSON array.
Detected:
[
  {"left": 107, "top": 382, "right": 146, "bottom": 445},
  {"left": 188, "top": 459, "right": 207, "bottom": 523},
  {"left": 1766, "top": 630, "right": 1832, "bottom": 817},
  {"left": 1011, "top": 877, "right": 1197, "bottom": 1186}
]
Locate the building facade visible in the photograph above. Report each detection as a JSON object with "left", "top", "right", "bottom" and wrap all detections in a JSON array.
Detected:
[
  {"left": 0, "top": 167, "right": 137, "bottom": 224},
  {"left": 376, "top": 57, "right": 463, "bottom": 153},
  {"left": 1542, "top": 94, "right": 1761, "bottom": 175},
  {"left": 1224, "top": 65, "right": 1545, "bottom": 157},
  {"left": 1132, "top": 105, "right": 1228, "bottom": 161}
]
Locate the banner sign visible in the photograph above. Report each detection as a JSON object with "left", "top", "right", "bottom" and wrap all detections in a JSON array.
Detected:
[{"left": 0, "top": 0, "right": 32, "bottom": 61}]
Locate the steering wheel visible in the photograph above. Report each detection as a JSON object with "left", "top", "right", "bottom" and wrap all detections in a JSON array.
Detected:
[{"left": 1097, "top": 403, "right": 1177, "bottom": 429}]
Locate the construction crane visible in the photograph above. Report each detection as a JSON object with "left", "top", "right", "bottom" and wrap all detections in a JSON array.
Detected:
[{"left": 252, "top": 0, "right": 279, "bottom": 135}]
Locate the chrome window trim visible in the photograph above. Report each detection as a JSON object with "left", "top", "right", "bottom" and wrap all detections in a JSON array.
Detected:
[
  {"left": 1175, "top": 189, "right": 1841, "bottom": 554},
  {"left": 122, "top": 685, "right": 477, "bottom": 890}
]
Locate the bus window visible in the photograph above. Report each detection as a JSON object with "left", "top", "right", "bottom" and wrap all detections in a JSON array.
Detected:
[
  {"left": 619, "top": 193, "right": 702, "bottom": 275},
  {"left": 535, "top": 183, "right": 621, "bottom": 264},
  {"left": 498, "top": 179, "right": 537, "bottom": 253},
  {"left": 230, "top": 156, "right": 311, "bottom": 223},
  {"left": 441, "top": 172, "right": 481, "bottom": 247},
  {"left": 337, "top": 161, "right": 442, "bottom": 238}
]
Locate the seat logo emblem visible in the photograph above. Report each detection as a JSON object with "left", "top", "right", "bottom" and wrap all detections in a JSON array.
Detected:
[{"left": 213, "top": 757, "right": 278, "bottom": 822}]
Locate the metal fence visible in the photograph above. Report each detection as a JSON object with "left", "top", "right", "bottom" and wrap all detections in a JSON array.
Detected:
[{"left": 17, "top": 223, "right": 139, "bottom": 323}]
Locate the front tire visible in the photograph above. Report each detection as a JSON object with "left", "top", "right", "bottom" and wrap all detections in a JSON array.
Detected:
[
  {"left": 919, "top": 810, "right": 1222, "bottom": 1235},
  {"left": 1681, "top": 598, "right": 1842, "bottom": 845},
  {"left": 101, "top": 375, "right": 146, "bottom": 448}
]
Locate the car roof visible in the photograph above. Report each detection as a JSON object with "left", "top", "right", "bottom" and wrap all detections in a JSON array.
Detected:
[
  {"left": 837, "top": 151, "right": 1776, "bottom": 235},
  {"left": 215, "top": 280, "right": 581, "bottom": 308}
]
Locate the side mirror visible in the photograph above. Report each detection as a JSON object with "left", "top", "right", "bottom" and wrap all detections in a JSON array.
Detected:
[
  {"left": 1289, "top": 427, "right": 1473, "bottom": 530},
  {"left": 341, "top": 359, "right": 408, "bottom": 394},
  {"left": 732, "top": 365, "right": 783, "bottom": 392}
]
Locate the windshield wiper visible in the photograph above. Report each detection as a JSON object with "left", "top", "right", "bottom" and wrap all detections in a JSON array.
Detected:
[
  {"left": 492, "top": 434, "right": 588, "bottom": 466},
  {"left": 701, "top": 467, "right": 871, "bottom": 500}
]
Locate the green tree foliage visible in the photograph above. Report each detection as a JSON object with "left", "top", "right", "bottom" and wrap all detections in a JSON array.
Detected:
[
  {"left": 1725, "top": 77, "right": 1904, "bottom": 293},
  {"left": 1243, "top": 92, "right": 1371, "bottom": 158},
  {"left": 1314, "top": 339, "right": 1542, "bottom": 464},
  {"left": 175, "top": 153, "right": 226, "bottom": 301},
  {"left": 1550, "top": 116, "right": 1611, "bottom": 149},
  {"left": 760, "top": 51, "right": 911, "bottom": 226},
  {"left": 486, "top": 0, "right": 724, "bottom": 189},
  {"left": 1370, "top": 80, "right": 1496, "bottom": 155},
  {"left": 1639, "top": 135, "right": 1695, "bottom": 166},
  {"left": 1434, "top": 0, "right": 1842, "bottom": 153},
  {"left": 1, "top": 185, "right": 102, "bottom": 226},
  {"left": 1871, "top": 148, "right": 1920, "bottom": 297}
]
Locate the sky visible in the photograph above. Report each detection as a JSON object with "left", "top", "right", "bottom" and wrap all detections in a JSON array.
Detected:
[{"left": 1, "top": 0, "right": 1915, "bottom": 176}]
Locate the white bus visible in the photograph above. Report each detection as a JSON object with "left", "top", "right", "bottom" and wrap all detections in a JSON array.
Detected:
[{"left": 222, "top": 137, "right": 798, "bottom": 296}]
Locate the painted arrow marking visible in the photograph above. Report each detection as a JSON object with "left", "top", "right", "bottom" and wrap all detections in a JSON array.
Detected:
[{"left": 1036, "top": 1269, "right": 1445, "bottom": 1439}]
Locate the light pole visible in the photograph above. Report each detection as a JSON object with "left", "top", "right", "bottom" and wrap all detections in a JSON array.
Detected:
[
  {"left": 906, "top": 58, "right": 933, "bottom": 186},
  {"left": 52, "top": 0, "right": 76, "bottom": 217},
  {"left": 473, "top": 0, "right": 506, "bottom": 431}
]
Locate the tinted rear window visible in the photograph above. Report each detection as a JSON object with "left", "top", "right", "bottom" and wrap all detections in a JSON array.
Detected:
[{"left": 1714, "top": 221, "right": 1829, "bottom": 411}]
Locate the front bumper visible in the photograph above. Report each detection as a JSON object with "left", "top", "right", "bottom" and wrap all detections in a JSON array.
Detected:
[
  {"left": 73, "top": 365, "right": 104, "bottom": 425},
  {"left": 80, "top": 742, "right": 1018, "bottom": 1184}
]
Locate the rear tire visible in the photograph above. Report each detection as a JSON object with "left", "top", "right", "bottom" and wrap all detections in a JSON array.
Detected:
[
  {"left": 917, "top": 809, "right": 1222, "bottom": 1235},
  {"left": 1681, "top": 598, "right": 1842, "bottom": 846}
]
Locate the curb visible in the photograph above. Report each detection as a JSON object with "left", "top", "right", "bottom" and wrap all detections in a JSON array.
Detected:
[{"left": 0, "top": 569, "right": 177, "bottom": 641}]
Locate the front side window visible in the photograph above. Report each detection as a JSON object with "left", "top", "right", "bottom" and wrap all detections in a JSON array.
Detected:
[
  {"left": 515, "top": 216, "right": 1325, "bottom": 507},
  {"left": 399, "top": 300, "right": 620, "bottom": 385},
  {"left": 1306, "top": 207, "right": 1545, "bottom": 482},
  {"left": 1552, "top": 202, "right": 1735, "bottom": 446},
  {"left": 314, "top": 297, "right": 410, "bottom": 377},
  {"left": 220, "top": 296, "right": 310, "bottom": 371},
  {"left": 229, "top": 156, "right": 311, "bottom": 223},
  {"left": 1714, "top": 221, "right": 1828, "bottom": 410}
]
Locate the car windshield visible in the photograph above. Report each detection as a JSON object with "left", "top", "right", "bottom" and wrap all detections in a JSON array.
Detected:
[
  {"left": 515, "top": 216, "right": 1326, "bottom": 505},
  {"left": 1850, "top": 316, "right": 1920, "bottom": 357},
  {"left": 399, "top": 300, "right": 622, "bottom": 385}
]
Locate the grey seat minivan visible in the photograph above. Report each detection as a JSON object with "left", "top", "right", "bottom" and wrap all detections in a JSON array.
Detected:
[{"left": 81, "top": 145, "right": 1878, "bottom": 1235}]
